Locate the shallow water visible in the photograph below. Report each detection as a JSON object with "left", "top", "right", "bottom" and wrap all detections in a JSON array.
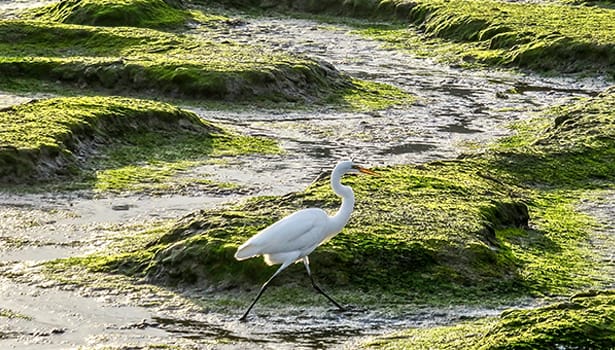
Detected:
[{"left": 0, "top": 7, "right": 613, "bottom": 350}]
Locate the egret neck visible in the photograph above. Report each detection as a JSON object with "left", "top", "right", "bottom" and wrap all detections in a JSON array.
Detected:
[{"left": 327, "top": 165, "right": 355, "bottom": 237}]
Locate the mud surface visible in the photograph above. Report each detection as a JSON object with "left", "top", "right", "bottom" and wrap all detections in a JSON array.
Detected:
[
  {"left": 580, "top": 191, "right": 615, "bottom": 289},
  {"left": 192, "top": 17, "right": 607, "bottom": 182},
  {"left": 1, "top": 6, "right": 613, "bottom": 349}
]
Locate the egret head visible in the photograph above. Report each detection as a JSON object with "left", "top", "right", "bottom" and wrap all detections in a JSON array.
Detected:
[{"left": 336, "top": 160, "right": 378, "bottom": 175}]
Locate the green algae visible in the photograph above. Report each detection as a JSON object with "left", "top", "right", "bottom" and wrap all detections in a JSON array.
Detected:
[
  {"left": 408, "top": 0, "right": 615, "bottom": 76},
  {"left": 330, "top": 79, "right": 415, "bottom": 111},
  {"left": 46, "top": 87, "right": 615, "bottom": 309},
  {"left": 90, "top": 130, "right": 276, "bottom": 193},
  {"left": 0, "top": 308, "right": 31, "bottom": 320},
  {"left": 24, "top": 0, "right": 189, "bottom": 28},
  {"left": 46, "top": 161, "right": 533, "bottom": 304},
  {"left": 364, "top": 290, "right": 615, "bottom": 349},
  {"left": 488, "top": 89, "right": 615, "bottom": 189},
  {"left": 357, "top": 89, "right": 615, "bottom": 349},
  {"left": 0, "top": 96, "right": 279, "bottom": 192},
  {"left": 0, "top": 19, "right": 348, "bottom": 103},
  {"left": 208, "top": 0, "right": 615, "bottom": 78},
  {"left": 0, "top": 18, "right": 413, "bottom": 109},
  {"left": 370, "top": 0, "right": 615, "bottom": 76}
]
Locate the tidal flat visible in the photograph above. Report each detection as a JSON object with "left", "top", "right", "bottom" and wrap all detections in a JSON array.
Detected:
[{"left": 0, "top": 0, "right": 613, "bottom": 349}]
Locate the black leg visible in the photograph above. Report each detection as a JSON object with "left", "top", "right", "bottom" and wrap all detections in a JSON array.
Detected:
[
  {"left": 240, "top": 262, "right": 290, "bottom": 321},
  {"left": 303, "top": 256, "right": 344, "bottom": 310}
]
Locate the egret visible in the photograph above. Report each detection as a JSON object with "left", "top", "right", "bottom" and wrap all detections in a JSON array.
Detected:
[{"left": 234, "top": 160, "right": 377, "bottom": 321}]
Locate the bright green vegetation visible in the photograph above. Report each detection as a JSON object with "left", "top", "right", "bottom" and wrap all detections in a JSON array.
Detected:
[
  {"left": 24, "top": 0, "right": 189, "bottom": 28},
  {"left": 491, "top": 87, "right": 615, "bottom": 188},
  {"left": 0, "top": 17, "right": 413, "bottom": 108},
  {"left": 379, "top": 0, "right": 615, "bottom": 76},
  {"left": 208, "top": 0, "right": 615, "bottom": 78},
  {"left": 357, "top": 89, "right": 615, "bottom": 348},
  {"left": 47, "top": 87, "right": 615, "bottom": 311},
  {"left": 0, "top": 20, "right": 349, "bottom": 103},
  {"left": 0, "top": 96, "right": 279, "bottom": 192},
  {"left": 330, "top": 79, "right": 414, "bottom": 111},
  {"left": 0, "top": 308, "right": 31, "bottom": 320},
  {"left": 74, "top": 161, "right": 531, "bottom": 299},
  {"left": 90, "top": 131, "right": 274, "bottom": 193},
  {"left": 365, "top": 290, "right": 615, "bottom": 349}
]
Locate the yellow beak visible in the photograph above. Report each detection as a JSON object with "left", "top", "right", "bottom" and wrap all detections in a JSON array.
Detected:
[{"left": 357, "top": 166, "right": 378, "bottom": 176}]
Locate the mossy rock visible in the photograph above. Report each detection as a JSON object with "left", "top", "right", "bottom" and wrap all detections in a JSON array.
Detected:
[
  {"left": 360, "top": 87, "right": 615, "bottom": 350},
  {"left": 0, "top": 96, "right": 216, "bottom": 183},
  {"left": 54, "top": 86, "right": 615, "bottom": 303},
  {"left": 397, "top": 0, "right": 615, "bottom": 76},
  {"left": 25, "top": 0, "right": 189, "bottom": 28},
  {"left": 74, "top": 160, "right": 533, "bottom": 298},
  {"left": 489, "top": 86, "right": 615, "bottom": 189},
  {"left": 206, "top": 0, "right": 615, "bottom": 78},
  {"left": 0, "top": 18, "right": 411, "bottom": 108},
  {"left": 485, "top": 290, "right": 615, "bottom": 349},
  {"left": 0, "top": 96, "right": 281, "bottom": 191},
  {"left": 0, "top": 20, "right": 353, "bottom": 103},
  {"left": 366, "top": 290, "right": 615, "bottom": 349}
]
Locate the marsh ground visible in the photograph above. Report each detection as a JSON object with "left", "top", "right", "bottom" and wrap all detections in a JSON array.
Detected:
[{"left": 0, "top": 1, "right": 613, "bottom": 349}]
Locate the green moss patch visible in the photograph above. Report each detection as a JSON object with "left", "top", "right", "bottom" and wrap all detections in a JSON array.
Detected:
[
  {"left": 365, "top": 290, "right": 615, "bottom": 349},
  {"left": 24, "top": 0, "right": 189, "bottom": 28},
  {"left": 111, "top": 162, "right": 530, "bottom": 297},
  {"left": 0, "top": 20, "right": 350, "bottom": 103},
  {"left": 0, "top": 17, "right": 413, "bottom": 109},
  {"left": 0, "top": 96, "right": 279, "bottom": 191},
  {"left": 208, "top": 0, "right": 615, "bottom": 77},
  {"left": 330, "top": 79, "right": 415, "bottom": 111},
  {"left": 411, "top": 0, "right": 615, "bottom": 76},
  {"left": 489, "top": 88, "right": 615, "bottom": 189},
  {"left": 373, "top": 0, "right": 615, "bottom": 76},
  {"left": 47, "top": 86, "right": 615, "bottom": 306},
  {"left": 0, "top": 308, "right": 31, "bottom": 320},
  {"left": 359, "top": 89, "right": 615, "bottom": 350}
]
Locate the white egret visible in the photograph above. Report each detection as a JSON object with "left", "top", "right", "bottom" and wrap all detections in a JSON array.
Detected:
[{"left": 234, "top": 160, "right": 377, "bottom": 320}]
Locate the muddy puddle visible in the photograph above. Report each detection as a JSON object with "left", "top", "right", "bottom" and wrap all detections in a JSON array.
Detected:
[{"left": 1, "top": 6, "right": 613, "bottom": 349}]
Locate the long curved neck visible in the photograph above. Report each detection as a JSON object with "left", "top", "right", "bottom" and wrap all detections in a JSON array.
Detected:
[{"left": 328, "top": 166, "right": 355, "bottom": 233}]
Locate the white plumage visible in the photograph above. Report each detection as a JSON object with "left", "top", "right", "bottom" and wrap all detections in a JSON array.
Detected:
[
  {"left": 235, "top": 208, "right": 329, "bottom": 265},
  {"left": 234, "top": 160, "right": 377, "bottom": 321}
]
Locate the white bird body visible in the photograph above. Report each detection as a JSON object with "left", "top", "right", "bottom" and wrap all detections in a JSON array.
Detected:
[
  {"left": 234, "top": 160, "right": 377, "bottom": 320},
  {"left": 235, "top": 208, "right": 340, "bottom": 265}
]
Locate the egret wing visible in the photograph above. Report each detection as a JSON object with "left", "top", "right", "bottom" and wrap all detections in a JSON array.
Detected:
[{"left": 234, "top": 208, "right": 328, "bottom": 260}]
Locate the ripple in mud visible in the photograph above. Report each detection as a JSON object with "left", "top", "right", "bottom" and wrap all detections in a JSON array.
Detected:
[
  {"left": 191, "top": 16, "right": 607, "bottom": 174},
  {"left": 139, "top": 302, "right": 515, "bottom": 350}
]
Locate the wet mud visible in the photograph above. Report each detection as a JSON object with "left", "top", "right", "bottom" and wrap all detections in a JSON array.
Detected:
[
  {"left": 1, "top": 4, "right": 613, "bottom": 349},
  {"left": 580, "top": 191, "right": 615, "bottom": 289}
]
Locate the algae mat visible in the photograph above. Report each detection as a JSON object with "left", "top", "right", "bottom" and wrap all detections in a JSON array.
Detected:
[
  {"left": 0, "top": 96, "right": 280, "bottom": 193},
  {"left": 37, "top": 88, "right": 615, "bottom": 349},
  {"left": 0, "top": 1, "right": 614, "bottom": 349},
  {"left": 205, "top": 0, "right": 615, "bottom": 77}
]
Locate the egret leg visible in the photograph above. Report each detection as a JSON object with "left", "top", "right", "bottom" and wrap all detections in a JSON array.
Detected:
[
  {"left": 239, "top": 262, "right": 290, "bottom": 321},
  {"left": 303, "top": 256, "right": 344, "bottom": 310}
]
